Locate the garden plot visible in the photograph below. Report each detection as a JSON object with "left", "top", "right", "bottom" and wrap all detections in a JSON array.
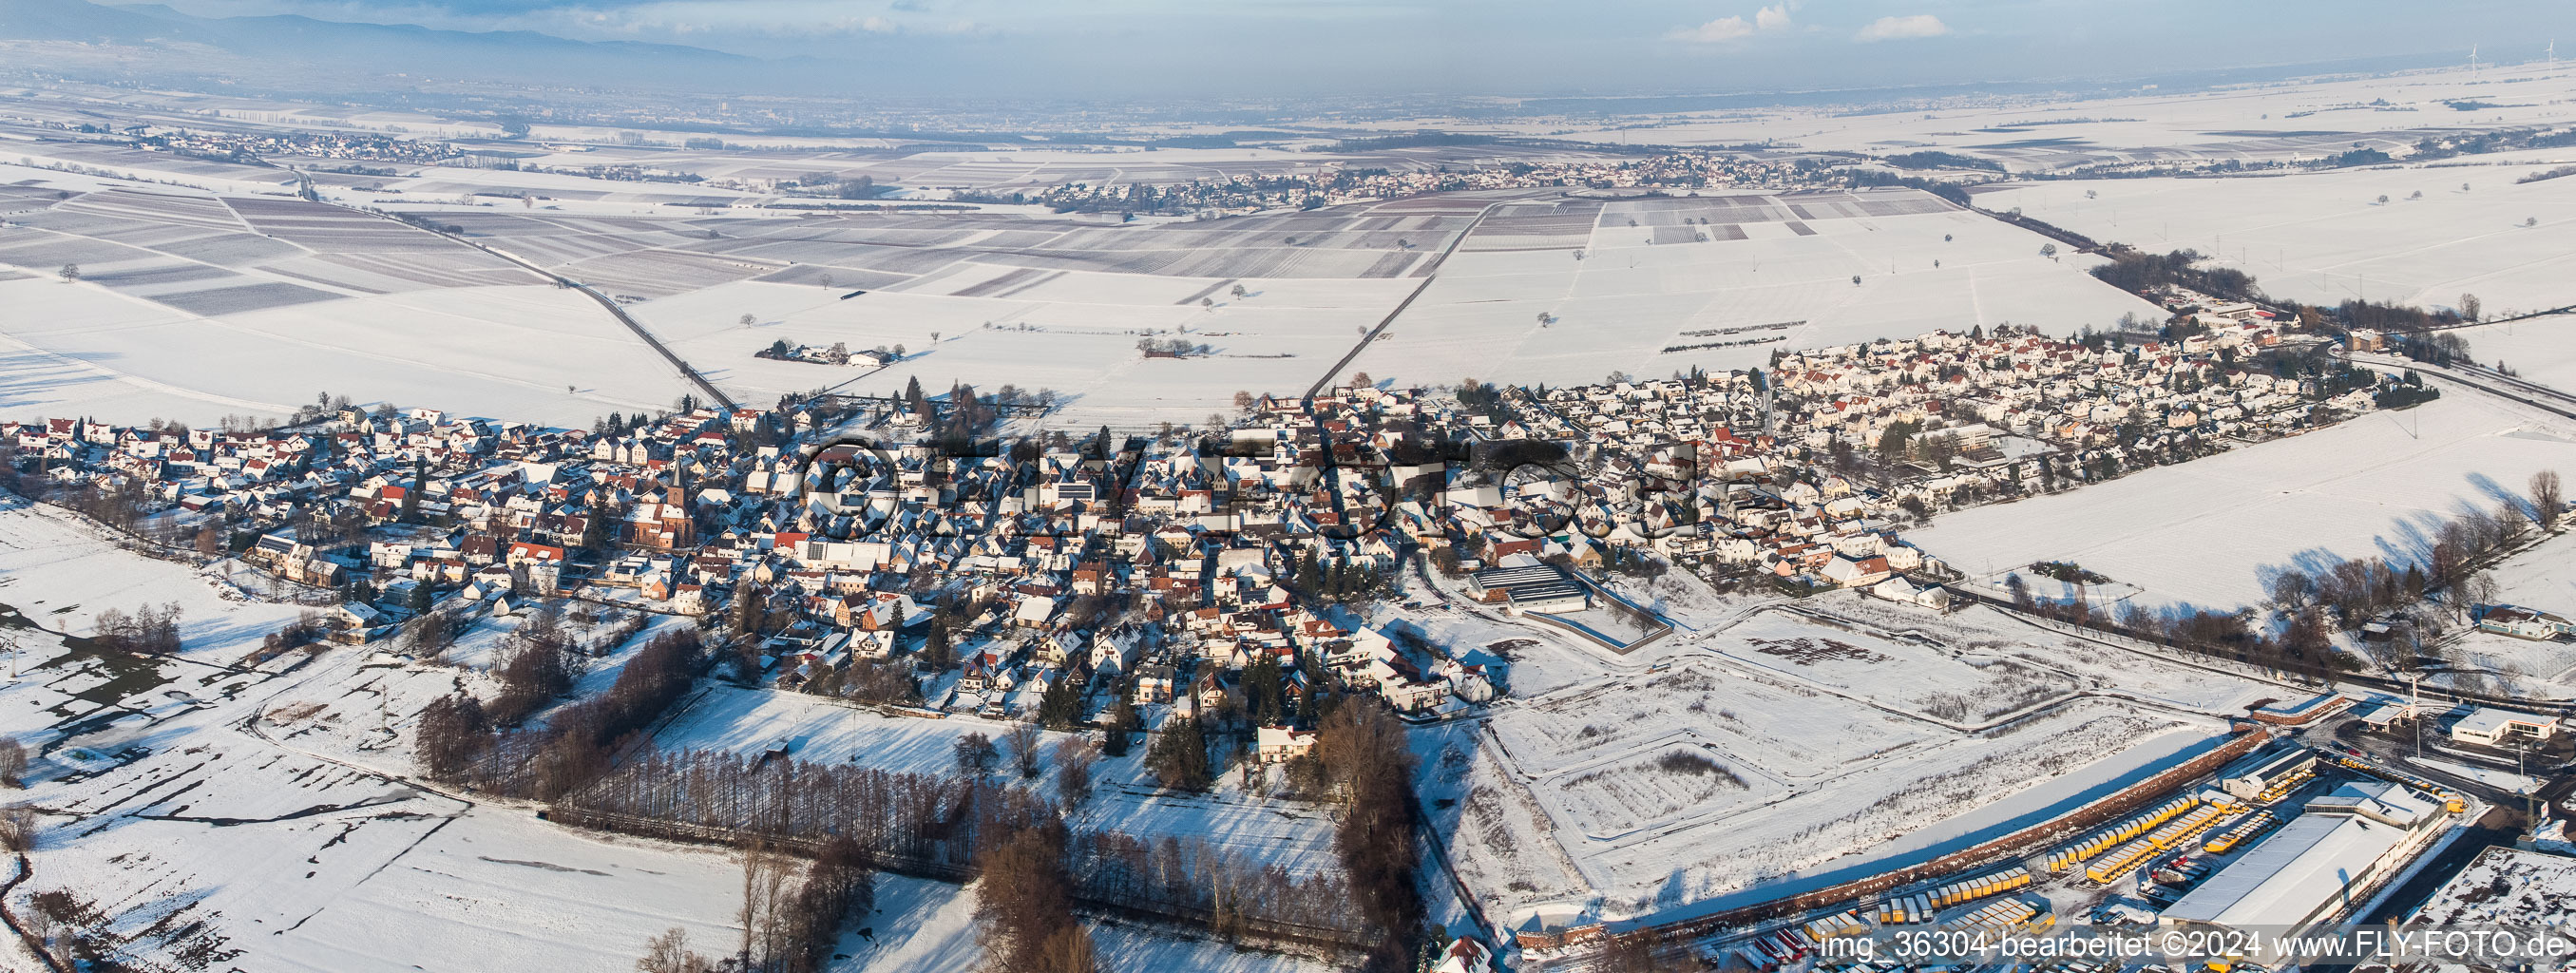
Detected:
[
  {"left": 1808, "top": 594, "right": 2281, "bottom": 713},
  {"left": 1711, "top": 610, "right": 2082, "bottom": 724},
  {"left": 1421, "top": 725, "right": 1593, "bottom": 912},
  {"left": 1911, "top": 391, "right": 2576, "bottom": 613}
]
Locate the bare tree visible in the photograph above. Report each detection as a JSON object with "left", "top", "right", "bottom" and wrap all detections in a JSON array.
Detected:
[
  {"left": 2533, "top": 469, "right": 2563, "bottom": 531},
  {"left": 955, "top": 731, "right": 999, "bottom": 776},
  {"left": 0, "top": 804, "right": 33, "bottom": 852},
  {"left": 1038, "top": 925, "right": 1098, "bottom": 973},
  {"left": 1004, "top": 720, "right": 1045, "bottom": 780},
  {"left": 2464, "top": 570, "right": 2499, "bottom": 608},
  {"left": 737, "top": 843, "right": 795, "bottom": 968},
  {"left": 1053, "top": 737, "right": 1097, "bottom": 808},
  {"left": 1230, "top": 283, "right": 1248, "bottom": 299},
  {"left": 738, "top": 313, "right": 756, "bottom": 327},
  {"left": 56, "top": 263, "right": 77, "bottom": 283},
  {"left": 2460, "top": 293, "right": 2484, "bottom": 322},
  {"left": 2268, "top": 570, "right": 2314, "bottom": 612},
  {"left": 0, "top": 737, "right": 24, "bottom": 788},
  {"left": 636, "top": 927, "right": 716, "bottom": 973}
]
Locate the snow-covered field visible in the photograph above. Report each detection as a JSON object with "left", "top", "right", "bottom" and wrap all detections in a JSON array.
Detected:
[
  {"left": 1910, "top": 391, "right": 2576, "bottom": 614},
  {"left": 0, "top": 496, "right": 307, "bottom": 662},
  {"left": 1710, "top": 610, "right": 2080, "bottom": 725},
  {"left": 640, "top": 274, "right": 1414, "bottom": 428},
  {"left": 1443, "top": 602, "right": 2249, "bottom": 925},
  {"left": 1973, "top": 161, "right": 2576, "bottom": 316},
  {"left": 2445, "top": 317, "right": 2576, "bottom": 395},
  {"left": 0, "top": 165, "right": 696, "bottom": 427},
  {"left": 1348, "top": 190, "right": 2162, "bottom": 390}
]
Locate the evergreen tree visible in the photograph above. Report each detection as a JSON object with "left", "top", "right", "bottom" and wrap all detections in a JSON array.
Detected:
[
  {"left": 401, "top": 456, "right": 425, "bottom": 523},
  {"left": 1243, "top": 655, "right": 1286, "bottom": 725},
  {"left": 1038, "top": 673, "right": 1085, "bottom": 730},
  {"left": 1146, "top": 715, "right": 1210, "bottom": 792},
  {"left": 921, "top": 622, "right": 954, "bottom": 671},
  {"left": 1102, "top": 684, "right": 1136, "bottom": 756}
]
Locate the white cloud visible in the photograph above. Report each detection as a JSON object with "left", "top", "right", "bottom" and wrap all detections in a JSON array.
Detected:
[
  {"left": 1667, "top": 15, "right": 1754, "bottom": 43},
  {"left": 1670, "top": 2, "right": 1798, "bottom": 45},
  {"left": 1854, "top": 13, "right": 1949, "bottom": 42}
]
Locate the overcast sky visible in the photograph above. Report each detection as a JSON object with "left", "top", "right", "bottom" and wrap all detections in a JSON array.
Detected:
[{"left": 146, "top": 0, "right": 2576, "bottom": 99}]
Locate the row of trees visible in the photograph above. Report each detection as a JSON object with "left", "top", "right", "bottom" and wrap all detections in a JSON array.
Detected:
[
  {"left": 636, "top": 836, "right": 877, "bottom": 973},
  {"left": 2272, "top": 473, "right": 2553, "bottom": 630},
  {"left": 89, "top": 601, "right": 184, "bottom": 655},
  {"left": 415, "top": 628, "right": 704, "bottom": 799},
  {"left": 552, "top": 748, "right": 1367, "bottom": 948},
  {"left": 2013, "top": 470, "right": 2563, "bottom": 679}
]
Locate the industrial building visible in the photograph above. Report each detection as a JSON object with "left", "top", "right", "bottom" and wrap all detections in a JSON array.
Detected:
[
  {"left": 2448, "top": 706, "right": 2565, "bottom": 748},
  {"left": 2219, "top": 747, "right": 2317, "bottom": 801},
  {"left": 1464, "top": 563, "right": 1590, "bottom": 615},
  {"left": 2161, "top": 782, "right": 2449, "bottom": 947}
]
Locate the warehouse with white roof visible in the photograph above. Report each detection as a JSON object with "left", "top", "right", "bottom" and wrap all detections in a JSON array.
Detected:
[{"left": 2161, "top": 781, "right": 2450, "bottom": 945}]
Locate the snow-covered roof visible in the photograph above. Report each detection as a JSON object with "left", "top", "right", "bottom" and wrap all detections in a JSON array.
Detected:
[{"left": 2163, "top": 781, "right": 2437, "bottom": 929}]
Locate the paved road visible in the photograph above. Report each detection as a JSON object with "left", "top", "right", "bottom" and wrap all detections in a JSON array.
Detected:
[
  {"left": 331, "top": 200, "right": 741, "bottom": 413},
  {"left": 1305, "top": 197, "right": 1522, "bottom": 399}
]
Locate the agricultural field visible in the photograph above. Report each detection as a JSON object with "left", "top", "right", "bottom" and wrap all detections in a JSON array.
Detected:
[
  {"left": 1910, "top": 391, "right": 2576, "bottom": 614},
  {"left": 2445, "top": 317, "right": 2576, "bottom": 396},
  {"left": 1971, "top": 158, "right": 2576, "bottom": 316},
  {"left": 641, "top": 274, "right": 1417, "bottom": 428},
  {"left": 1346, "top": 188, "right": 2163, "bottom": 391},
  {"left": 0, "top": 169, "right": 696, "bottom": 427}
]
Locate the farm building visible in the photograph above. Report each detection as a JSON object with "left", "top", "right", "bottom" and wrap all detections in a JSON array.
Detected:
[
  {"left": 2471, "top": 603, "right": 2574, "bottom": 640},
  {"left": 2448, "top": 707, "right": 2566, "bottom": 748},
  {"left": 2161, "top": 782, "right": 2448, "bottom": 944}
]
